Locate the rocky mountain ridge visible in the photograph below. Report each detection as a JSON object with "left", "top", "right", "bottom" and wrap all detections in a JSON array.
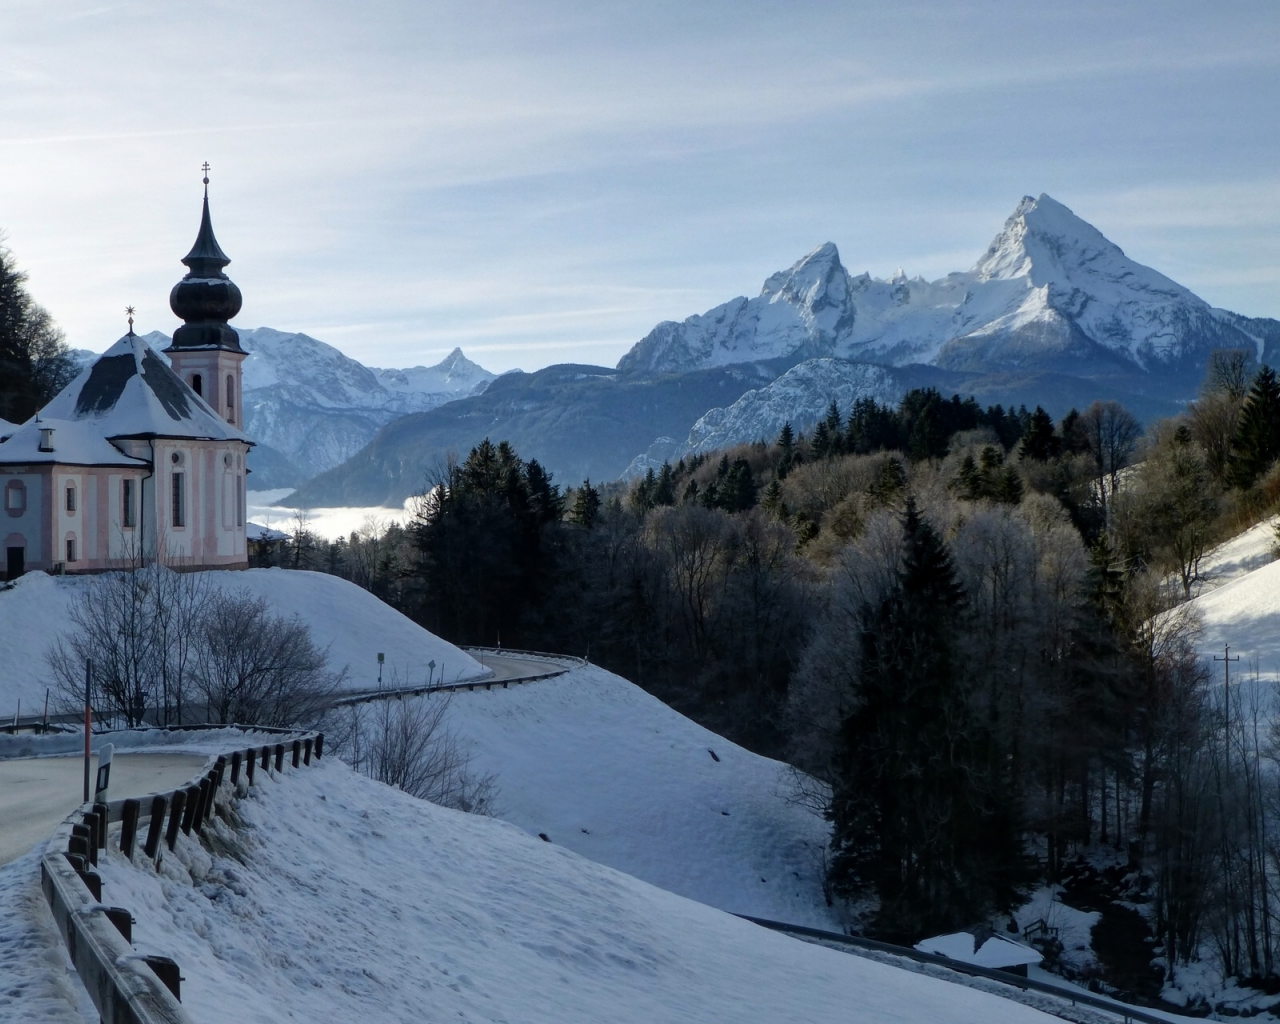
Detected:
[{"left": 618, "top": 194, "right": 1279, "bottom": 380}]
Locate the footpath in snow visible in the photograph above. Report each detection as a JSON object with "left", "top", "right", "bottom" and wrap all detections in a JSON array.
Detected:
[
  {"left": 434, "top": 663, "right": 837, "bottom": 928},
  {"left": 82, "top": 758, "right": 1062, "bottom": 1024},
  {"left": 0, "top": 568, "right": 484, "bottom": 716}
]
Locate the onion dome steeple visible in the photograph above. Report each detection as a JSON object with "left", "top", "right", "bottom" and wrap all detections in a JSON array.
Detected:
[{"left": 167, "top": 166, "right": 244, "bottom": 351}]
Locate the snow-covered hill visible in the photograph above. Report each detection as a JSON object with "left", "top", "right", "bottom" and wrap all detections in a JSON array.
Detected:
[
  {"left": 439, "top": 664, "right": 836, "bottom": 927},
  {"left": 0, "top": 568, "right": 484, "bottom": 716},
  {"left": 618, "top": 194, "right": 1279, "bottom": 380},
  {"left": 60, "top": 758, "right": 1060, "bottom": 1024}
]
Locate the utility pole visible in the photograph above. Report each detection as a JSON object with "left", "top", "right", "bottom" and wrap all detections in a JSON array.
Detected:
[
  {"left": 1215, "top": 643, "right": 1240, "bottom": 729},
  {"left": 83, "top": 660, "right": 93, "bottom": 804}
]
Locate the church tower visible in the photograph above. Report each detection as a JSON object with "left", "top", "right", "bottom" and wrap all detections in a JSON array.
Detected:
[{"left": 165, "top": 167, "right": 247, "bottom": 430}]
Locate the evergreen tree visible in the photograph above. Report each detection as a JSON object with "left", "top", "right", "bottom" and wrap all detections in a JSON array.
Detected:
[
  {"left": 630, "top": 468, "right": 657, "bottom": 513},
  {"left": 811, "top": 420, "right": 833, "bottom": 459},
  {"left": 654, "top": 462, "right": 677, "bottom": 506},
  {"left": 0, "top": 239, "right": 76, "bottom": 424},
  {"left": 828, "top": 498, "right": 1022, "bottom": 938},
  {"left": 1018, "top": 406, "right": 1060, "bottom": 462},
  {"left": 570, "top": 479, "right": 601, "bottom": 527},
  {"left": 777, "top": 421, "right": 797, "bottom": 477},
  {"left": 1230, "top": 365, "right": 1280, "bottom": 488}
]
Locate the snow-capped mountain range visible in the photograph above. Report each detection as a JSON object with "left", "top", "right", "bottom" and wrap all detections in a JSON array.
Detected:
[
  {"left": 103, "top": 329, "right": 495, "bottom": 488},
  {"left": 619, "top": 194, "right": 1278, "bottom": 379}
]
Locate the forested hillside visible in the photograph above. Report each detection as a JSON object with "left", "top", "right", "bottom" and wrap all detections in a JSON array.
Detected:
[{"left": 263, "top": 348, "right": 1280, "bottom": 1000}]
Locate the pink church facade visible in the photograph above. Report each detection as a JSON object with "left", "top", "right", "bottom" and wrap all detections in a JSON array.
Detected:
[{"left": 0, "top": 184, "right": 254, "bottom": 579}]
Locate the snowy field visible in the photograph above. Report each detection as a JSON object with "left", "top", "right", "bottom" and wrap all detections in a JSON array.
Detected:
[
  {"left": 0, "top": 568, "right": 483, "bottom": 717},
  {"left": 432, "top": 664, "right": 837, "bottom": 928},
  {"left": 55, "top": 759, "right": 1061, "bottom": 1024},
  {"left": 1189, "top": 556, "right": 1280, "bottom": 688},
  {"left": 247, "top": 488, "right": 414, "bottom": 540},
  {"left": 1194, "top": 514, "right": 1279, "bottom": 594}
]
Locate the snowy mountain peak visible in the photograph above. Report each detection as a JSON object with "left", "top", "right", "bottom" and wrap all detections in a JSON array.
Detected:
[{"left": 617, "top": 193, "right": 1275, "bottom": 379}]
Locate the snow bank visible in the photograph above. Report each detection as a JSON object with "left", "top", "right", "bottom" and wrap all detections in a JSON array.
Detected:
[
  {"left": 435, "top": 664, "right": 837, "bottom": 928},
  {"left": 1194, "top": 514, "right": 1279, "bottom": 593},
  {"left": 1188, "top": 557, "right": 1280, "bottom": 687},
  {"left": 0, "top": 850, "right": 92, "bottom": 1023},
  {"left": 90, "top": 759, "right": 1060, "bottom": 1024},
  {"left": 0, "top": 569, "right": 483, "bottom": 715}
]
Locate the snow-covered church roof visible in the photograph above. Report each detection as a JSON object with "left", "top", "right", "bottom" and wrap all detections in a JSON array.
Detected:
[{"left": 38, "top": 332, "right": 250, "bottom": 444}]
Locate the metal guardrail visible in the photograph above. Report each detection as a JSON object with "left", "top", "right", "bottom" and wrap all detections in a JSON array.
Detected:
[
  {"left": 41, "top": 728, "right": 324, "bottom": 1024},
  {"left": 332, "top": 647, "right": 585, "bottom": 708},
  {"left": 735, "top": 915, "right": 1183, "bottom": 1024}
]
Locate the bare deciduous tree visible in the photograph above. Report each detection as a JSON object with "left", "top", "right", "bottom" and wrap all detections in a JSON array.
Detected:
[{"left": 335, "top": 692, "right": 497, "bottom": 814}]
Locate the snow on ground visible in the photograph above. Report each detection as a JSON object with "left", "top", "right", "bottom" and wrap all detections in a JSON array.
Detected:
[
  {"left": 1187, "top": 556, "right": 1280, "bottom": 688},
  {"left": 1012, "top": 886, "right": 1101, "bottom": 977},
  {"left": 0, "top": 569, "right": 483, "bottom": 716},
  {"left": 247, "top": 488, "right": 413, "bottom": 541},
  {"left": 1193, "top": 514, "right": 1279, "bottom": 594},
  {"left": 430, "top": 663, "right": 836, "bottom": 928},
  {"left": 0, "top": 850, "right": 94, "bottom": 1024},
  {"left": 88, "top": 759, "right": 1062, "bottom": 1024}
]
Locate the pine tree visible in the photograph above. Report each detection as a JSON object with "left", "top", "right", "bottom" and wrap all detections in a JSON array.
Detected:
[
  {"left": 777, "top": 422, "right": 796, "bottom": 477},
  {"left": 0, "top": 238, "right": 76, "bottom": 424},
  {"left": 570, "top": 479, "right": 601, "bottom": 527},
  {"left": 654, "top": 462, "right": 677, "bottom": 506},
  {"left": 828, "top": 497, "right": 1022, "bottom": 938},
  {"left": 1018, "top": 406, "right": 1060, "bottom": 462},
  {"left": 1230, "top": 365, "right": 1280, "bottom": 488}
]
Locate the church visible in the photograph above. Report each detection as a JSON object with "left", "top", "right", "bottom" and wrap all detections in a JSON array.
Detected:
[{"left": 0, "top": 177, "right": 254, "bottom": 578}]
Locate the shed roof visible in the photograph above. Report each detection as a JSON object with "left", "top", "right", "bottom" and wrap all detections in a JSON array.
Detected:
[{"left": 914, "top": 931, "right": 1043, "bottom": 969}]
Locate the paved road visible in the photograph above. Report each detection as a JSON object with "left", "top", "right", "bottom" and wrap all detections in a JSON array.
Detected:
[
  {"left": 469, "top": 651, "right": 568, "bottom": 683},
  {"left": 0, "top": 753, "right": 206, "bottom": 867}
]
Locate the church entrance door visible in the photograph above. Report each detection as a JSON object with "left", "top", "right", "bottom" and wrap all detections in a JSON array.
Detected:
[{"left": 6, "top": 546, "right": 23, "bottom": 581}]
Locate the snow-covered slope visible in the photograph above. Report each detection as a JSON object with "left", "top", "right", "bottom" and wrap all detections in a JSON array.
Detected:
[
  {"left": 0, "top": 568, "right": 484, "bottom": 715},
  {"left": 72, "top": 759, "right": 1058, "bottom": 1024},
  {"left": 1189, "top": 555, "right": 1280, "bottom": 688},
  {"left": 618, "top": 195, "right": 1279, "bottom": 380},
  {"left": 439, "top": 664, "right": 835, "bottom": 927},
  {"left": 627, "top": 358, "right": 903, "bottom": 471}
]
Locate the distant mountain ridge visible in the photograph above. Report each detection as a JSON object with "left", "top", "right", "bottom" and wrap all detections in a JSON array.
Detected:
[
  {"left": 618, "top": 194, "right": 1280, "bottom": 379},
  {"left": 275, "top": 194, "right": 1278, "bottom": 507},
  {"left": 102, "top": 329, "right": 495, "bottom": 488}
]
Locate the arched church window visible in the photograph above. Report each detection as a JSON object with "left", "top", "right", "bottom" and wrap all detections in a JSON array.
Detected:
[
  {"left": 226, "top": 375, "right": 235, "bottom": 412},
  {"left": 191, "top": 373, "right": 203, "bottom": 397}
]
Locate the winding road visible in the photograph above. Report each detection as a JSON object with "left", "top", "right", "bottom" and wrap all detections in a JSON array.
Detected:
[{"left": 0, "top": 752, "right": 206, "bottom": 866}]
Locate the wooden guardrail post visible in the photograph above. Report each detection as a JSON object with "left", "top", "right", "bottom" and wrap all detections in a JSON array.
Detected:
[
  {"left": 230, "top": 750, "right": 241, "bottom": 785},
  {"left": 274, "top": 744, "right": 284, "bottom": 772},
  {"left": 303, "top": 738, "right": 312, "bottom": 765},
  {"left": 315, "top": 733, "right": 324, "bottom": 758},
  {"left": 143, "top": 795, "right": 167, "bottom": 860},
  {"left": 193, "top": 777, "right": 210, "bottom": 833},
  {"left": 245, "top": 748, "right": 256, "bottom": 785},
  {"left": 180, "top": 785, "right": 199, "bottom": 834},
  {"left": 261, "top": 745, "right": 270, "bottom": 771},
  {"left": 166, "top": 789, "right": 187, "bottom": 849},
  {"left": 291, "top": 740, "right": 301, "bottom": 768},
  {"left": 93, "top": 803, "right": 109, "bottom": 849},
  {"left": 120, "top": 798, "right": 141, "bottom": 859}
]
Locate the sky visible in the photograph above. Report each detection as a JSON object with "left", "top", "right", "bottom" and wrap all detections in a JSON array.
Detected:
[{"left": 1, "top": 0, "right": 1277, "bottom": 373}]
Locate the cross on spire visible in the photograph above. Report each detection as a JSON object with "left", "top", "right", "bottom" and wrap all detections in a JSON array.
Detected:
[
  {"left": 201, "top": 161, "right": 210, "bottom": 197},
  {"left": 125, "top": 305, "right": 136, "bottom": 336}
]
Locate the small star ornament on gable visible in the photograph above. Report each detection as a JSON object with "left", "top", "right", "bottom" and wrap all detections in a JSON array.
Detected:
[{"left": 125, "top": 306, "right": 136, "bottom": 336}]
